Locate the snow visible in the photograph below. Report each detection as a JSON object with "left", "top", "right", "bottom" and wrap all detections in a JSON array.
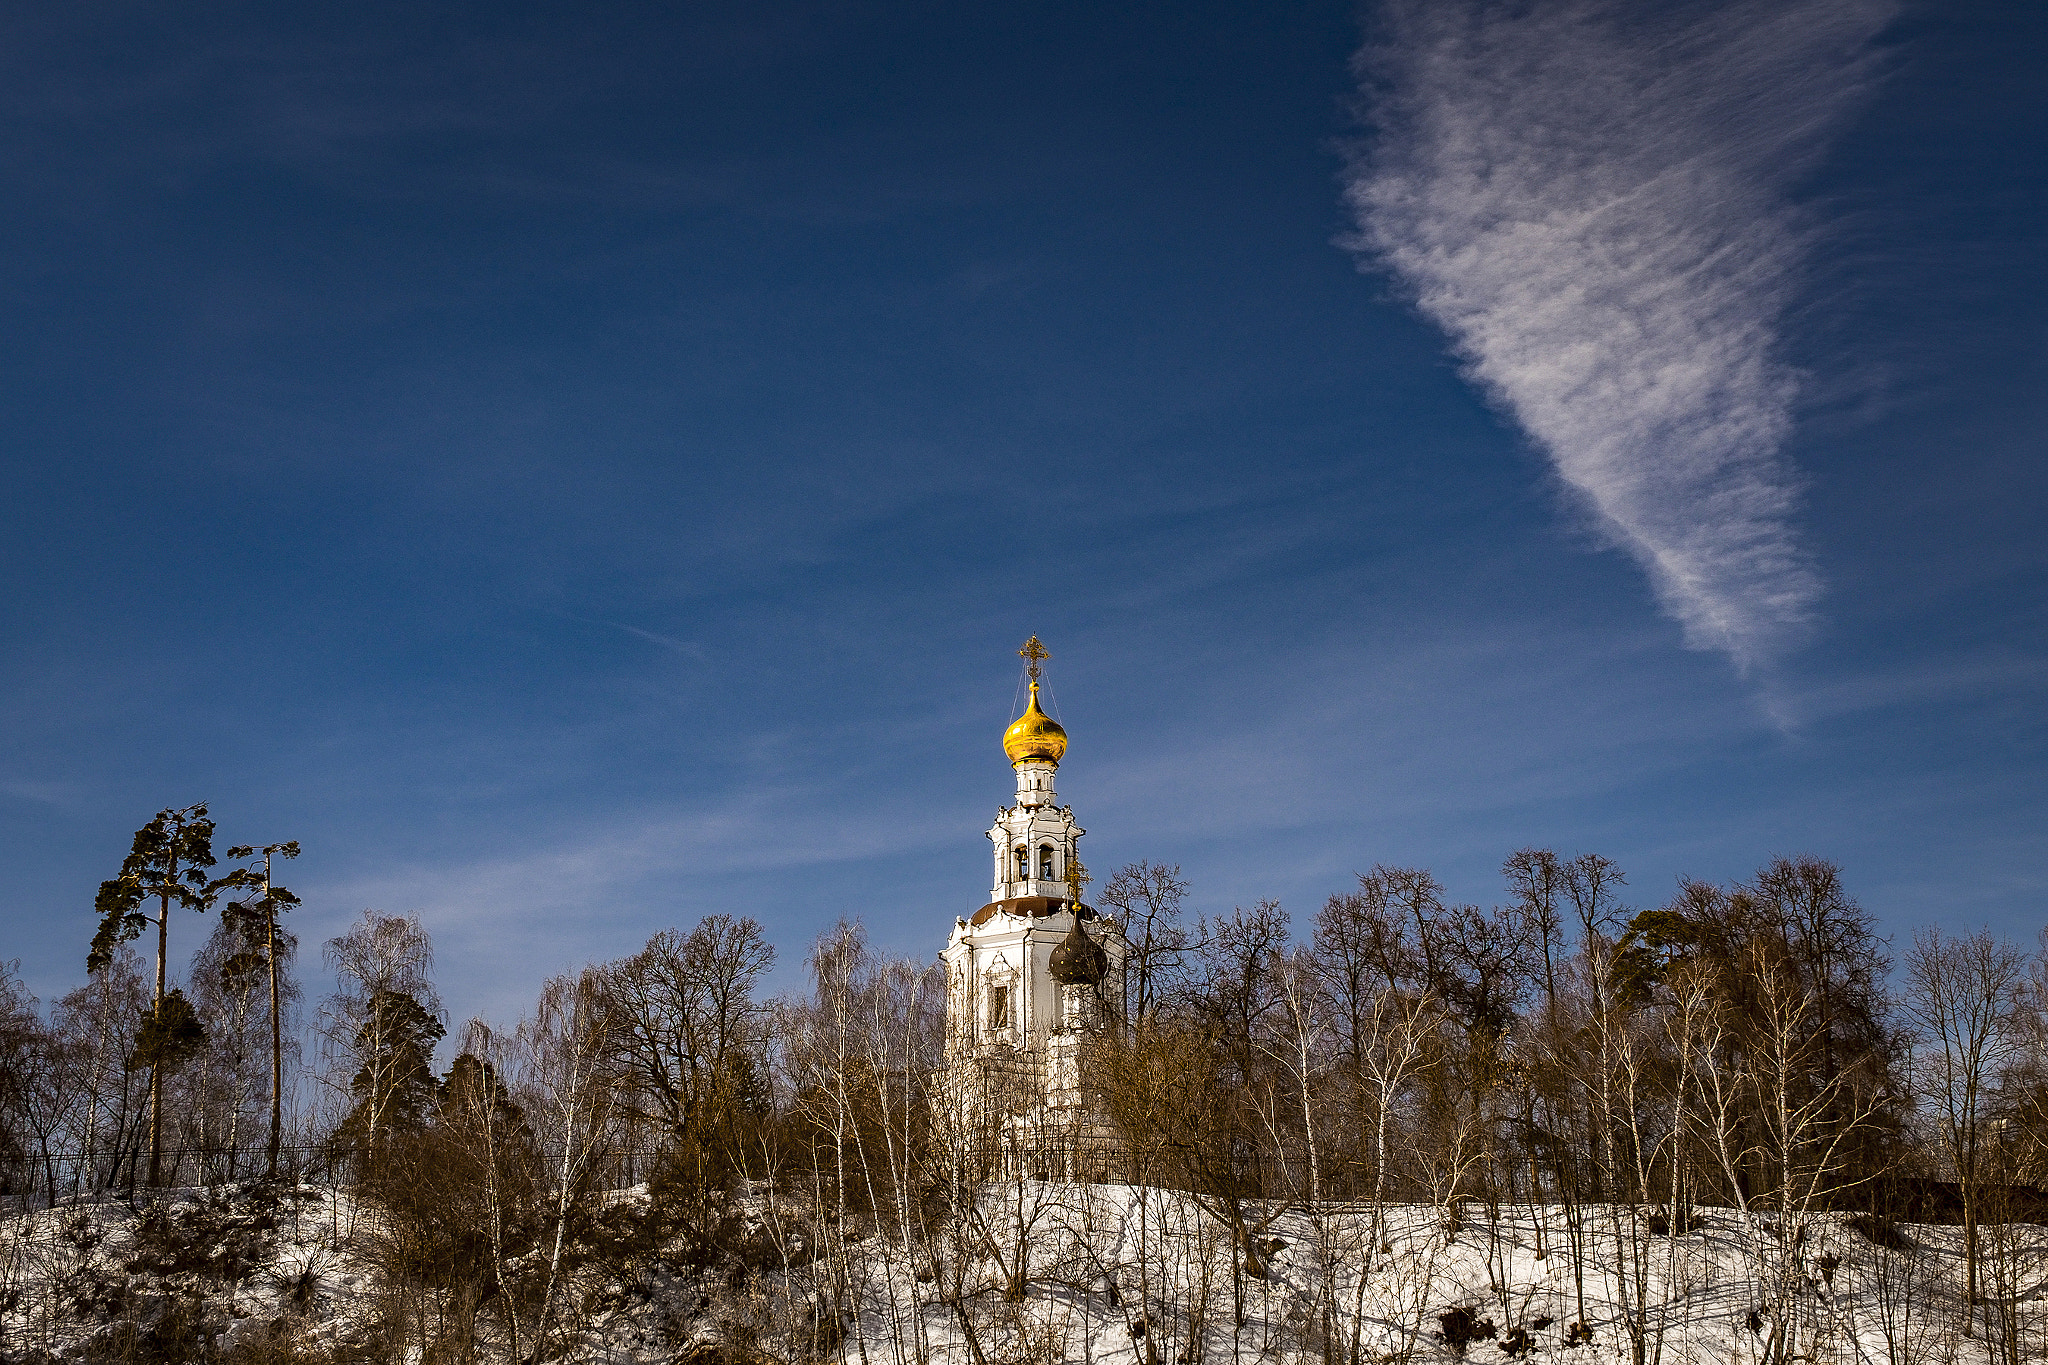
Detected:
[{"left": 0, "top": 1182, "right": 2028, "bottom": 1363}]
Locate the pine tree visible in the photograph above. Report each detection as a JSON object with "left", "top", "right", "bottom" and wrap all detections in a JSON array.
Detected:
[
  {"left": 222, "top": 841, "right": 300, "bottom": 1177},
  {"left": 330, "top": 988, "right": 445, "bottom": 1175},
  {"left": 90, "top": 806, "right": 249, "bottom": 1185},
  {"left": 132, "top": 988, "right": 206, "bottom": 1076}
]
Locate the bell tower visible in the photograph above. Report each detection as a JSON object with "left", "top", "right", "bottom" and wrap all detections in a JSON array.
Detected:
[
  {"left": 941, "top": 637, "right": 1126, "bottom": 1178},
  {"left": 988, "top": 636, "right": 1083, "bottom": 903}
]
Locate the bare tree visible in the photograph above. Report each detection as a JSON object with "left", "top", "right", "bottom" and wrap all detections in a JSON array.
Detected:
[
  {"left": 1258, "top": 947, "right": 1347, "bottom": 1355},
  {"left": 185, "top": 916, "right": 273, "bottom": 1181},
  {"left": 1098, "top": 861, "right": 1192, "bottom": 1024},
  {"left": 781, "top": 919, "right": 899, "bottom": 1364},
  {"left": 1903, "top": 927, "right": 2028, "bottom": 1327},
  {"left": 1192, "top": 899, "right": 1289, "bottom": 1093},
  {"left": 0, "top": 963, "right": 49, "bottom": 1203},
  {"left": 50, "top": 948, "right": 149, "bottom": 1195},
  {"left": 1503, "top": 849, "right": 1569, "bottom": 1016},
  {"left": 602, "top": 916, "right": 774, "bottom": 1146},
  {"left": 514, "top": 967, "right": 626, "bottom": 1358},
  {"left": 1693, "top": 939, "right": 1890, "bottom": 1365}
]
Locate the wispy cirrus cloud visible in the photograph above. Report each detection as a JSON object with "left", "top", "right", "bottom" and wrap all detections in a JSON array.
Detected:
[{"left": 1341, "top": 0, "right": 1893, "bottom": 671}]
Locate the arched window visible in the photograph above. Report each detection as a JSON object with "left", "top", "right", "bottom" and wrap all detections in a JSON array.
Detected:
[
  {"left": 1040, "top": 845, "right": 1055, "bottom": 880},
  {"left": 1015, "top": 847, "right": 1029, "bottom": 879}
]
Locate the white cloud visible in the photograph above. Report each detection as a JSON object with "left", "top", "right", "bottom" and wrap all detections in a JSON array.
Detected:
[
  {"left": 1342, "top": 0, "right": 1892, "bottom": 671},
  {"left": 299, "top": 784, "right": 968, "bottom": 1024}
]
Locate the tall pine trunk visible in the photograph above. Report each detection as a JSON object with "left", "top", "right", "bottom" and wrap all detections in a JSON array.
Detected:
[
  {"left": 267, "top": 894, "right": 283, "bottom": 1178},
  {"left": 147, "top": 886, "right": 168, "bottom": 1187}
]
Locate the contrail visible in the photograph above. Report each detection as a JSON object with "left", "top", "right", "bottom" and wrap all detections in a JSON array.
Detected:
[{"left": 1341, "top": 0, "right": 1892, "bottom": 671}]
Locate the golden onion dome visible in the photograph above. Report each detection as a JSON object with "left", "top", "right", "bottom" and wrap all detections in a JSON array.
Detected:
[{"left": 1002, "top": 681, "right": 1067, "bottom": 766}]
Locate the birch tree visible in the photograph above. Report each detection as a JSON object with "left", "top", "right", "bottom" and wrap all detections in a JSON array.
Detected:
[{"left": 515, "top": 968, "right": 626, "bottom": 1359}]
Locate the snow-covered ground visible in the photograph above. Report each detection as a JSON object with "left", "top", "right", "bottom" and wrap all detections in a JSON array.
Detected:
[
  {"left": 0, "top": 1183, "right": 377, "bottom": 1361},
  {"left": 0, "top": 1182, "right": 2031, "bottom": 1363},
  {"left": 831, "top": 1186, "right": 2026, "bottom": 1365}
]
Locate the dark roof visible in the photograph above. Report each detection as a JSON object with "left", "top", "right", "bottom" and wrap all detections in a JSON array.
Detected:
[{"left": 1048, "top": 915, "right": 1109, "bottom": 986}]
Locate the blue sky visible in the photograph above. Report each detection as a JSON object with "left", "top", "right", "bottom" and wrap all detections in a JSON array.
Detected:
[{"left": 1, "top": 0, "right": 2043, "bottom": 1028}]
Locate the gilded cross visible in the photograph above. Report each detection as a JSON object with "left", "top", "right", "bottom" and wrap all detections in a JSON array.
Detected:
[{"left": 1018, "top": 635, "right": 1050, "bottom": 682}]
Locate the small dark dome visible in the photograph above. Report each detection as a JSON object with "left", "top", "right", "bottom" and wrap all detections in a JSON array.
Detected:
[{"left": 1048, "top": 914, "right": 1107, "bottom": 986}]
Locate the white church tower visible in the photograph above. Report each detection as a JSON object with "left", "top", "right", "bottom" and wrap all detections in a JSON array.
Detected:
[{"left": 942, "top": 637, "right": 1127, "bottom": 1178}]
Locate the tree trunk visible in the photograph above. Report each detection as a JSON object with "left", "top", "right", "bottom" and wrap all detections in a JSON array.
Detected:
[
  {"left": 267, "top": 891, "right": 283, "bottom": 1178},
  {"left": 147, "top": 890, "right": 168, "bottom": 1187}
]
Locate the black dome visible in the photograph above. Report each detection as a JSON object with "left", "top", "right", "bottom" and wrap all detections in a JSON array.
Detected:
[{"left": 1048, "top": 914, "right": 1107, "bottom": 986}]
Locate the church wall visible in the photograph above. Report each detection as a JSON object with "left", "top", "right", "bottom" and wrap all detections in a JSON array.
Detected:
[{"left": 943, "top": 907, "right": 1128, "bottom": 1053}]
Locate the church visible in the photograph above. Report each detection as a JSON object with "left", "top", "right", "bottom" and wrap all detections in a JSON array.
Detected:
[{"left": 941, "top": 638, "right": 1129, "bottom": 1179}]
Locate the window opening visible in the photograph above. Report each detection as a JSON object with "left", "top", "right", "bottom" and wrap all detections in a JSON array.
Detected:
[
  {"left": 1015, "top": 847, "right": 1029, "bottom": 879},
  {"left": 1040, "top": 845, "right": 1055, "bottom": 879},
  {"left": 988, "top": 983, "right": 1010, "bottom": 1031}
]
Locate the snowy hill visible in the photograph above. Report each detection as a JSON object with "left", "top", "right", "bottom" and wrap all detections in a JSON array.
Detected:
[{"left": 0, "top": 1181, "right": 2027, "bottom": 1363}]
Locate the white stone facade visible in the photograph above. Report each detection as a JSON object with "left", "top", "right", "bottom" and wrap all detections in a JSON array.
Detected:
[
  {"left": 988, "top": 758, "right": 1079, "bottom": 901},
  {"left": 943, "top": 902, "right": 1121, "bottom": 1063}
]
